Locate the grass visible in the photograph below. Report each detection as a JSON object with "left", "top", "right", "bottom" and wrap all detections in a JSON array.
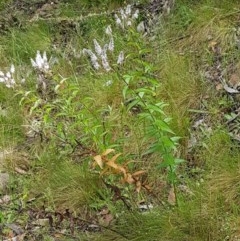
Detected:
[{"left": 0, "top": 0, "right": 240, "bottom": 240}]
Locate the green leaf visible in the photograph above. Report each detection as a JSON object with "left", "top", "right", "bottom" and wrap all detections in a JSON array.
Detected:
[
  {"left": 122, "top": 85, "right": 129, "bottom": 100},
  {"left": 127, "top": 99, "right": 140, "bottom": 112},
  {"left": 155, "top": 119, "right": 175, "bottom": 134},
  {"left": 174, "top": 158, "right": 185, "bottom": 164},
  {"left": 123, "top": 75, "right": 133, "bottom": 84}
]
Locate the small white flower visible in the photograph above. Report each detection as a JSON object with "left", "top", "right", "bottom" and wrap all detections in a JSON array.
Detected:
[
  {"left": 83, "top": 48, "right": 100, "bottom": 70},
  {"left": 127, "top": 20, "right": 132, "bottom": 26},
  {"left": 104, "top": 80, "right": 113, "bottom": 86},
  {"left": 132, "top": 9, "right": 139, "bottom": 19},
  {"left": 43, "top": 51, "right": 48, "bottom": 62},
  {"left": 120, "top": 8, "right": 127, "bottom": 20},
  {"left": 108, "top": 37, "right": 114, "bottom": 52},
  {"left": 93, "top": 39, "right": 102, "bottom": 56},
  {"left": 31, "top": 50, "right": 50, "bottom": 72},
  {"left": 125, "top": 5, "right": 132, "bottom": 16},
  {"left": 115, "top": 14, "right": 124, "bottom": 29},
  {"left": 105, "top": 25, "right": 112, "bottom": 36},
  {"left": 101, "top": 55, "right": 111, "bottom": 72},
  {"left": 0, "top": 65, "right": 17, "bottom": 88},
  {"left": 36, "top": 51, "right": 44, "bottom": 67},
  {"left": 117, "top": 51, "right": 124, "bottom": 65},
  {"left": 10, "top": 64, "right": 15, "bottom": 74},
  {"left": 137, "top": 21, "right": 145, "bottom": 33},
  {"left": 6, "top": 72, "right": 11, "bottom": 78}
]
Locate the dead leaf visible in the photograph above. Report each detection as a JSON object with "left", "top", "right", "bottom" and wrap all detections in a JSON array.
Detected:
[
  {"left": 5, "top": 224, "right": 24, "bottom": 235},
  {"left": 102, "top": 149, "right": 115, "bottom": 156},
  {"left": 215, "top": 83, "right": 223, "bottom": 91},
  {"left": 106, "top": 160, "right": 120, "bottom": 170},
  {"left": 123, "top": 173, "right": 135, "bottom": 184},
  {"left": 93, "top": 155, "right": 103, "bottom": 169},
  {"left": 3, "top": 234, "right": 25, "bottom": 241},
  {"left": 136, "top": 180, "right": 142, "bottom": 193},
  {"left": 109, "top": 153, "right": 122, "bottom": 163},
  {"left": 229, "top": 73, "right": 240, "bottom": 88},
  {"left": 32, "top": 218, "right": 49, "bottom": 226},
  {"left": 15, "top": 167, "right": 27, "bottom": 175},
  {"left": 132, "top": 170, "right": 146, "bottom": 177},
  {"left": 208, "top": 41, "right": 218, "bottom": 51},
  {"left": 223, "top": 84, "right": 239, "bottom": 93},
  {"left": 99, "top": 213, "right": 114, "bottom": 226},
  {"left": 143, "top": 183, "right": 152, "bottom": 192}
]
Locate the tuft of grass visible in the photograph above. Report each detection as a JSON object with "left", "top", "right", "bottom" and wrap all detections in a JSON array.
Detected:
[
  {"left": 1, "top": 22, "right": 51, "bottom": 64},
  {"left": 29, "top": 155, "right": 103, "bottom": 211}
]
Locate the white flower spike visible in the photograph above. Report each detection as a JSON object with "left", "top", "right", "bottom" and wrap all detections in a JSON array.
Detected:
[
  {"left": 93, "top": 39, "right": 103, "bottom": 56},
  {"left": 117, "top": 51, "right": 124, "bottom": 65},
  {"left": 132, "top": 9, "right": 139, "bottom": 19},
  {"left": 108, "top": 36, "right": 114, "bottom": 52},
  {"left": 125, "top": 5, "right": 132, "bottom": 16},
  {"left": 10, "top": 64, "right": 15, "bottom": 74},
  {"left": 0, "top": 65, "right": 16, "bottom": 88},
  {"left": 31, "top": 50, "right": 50, "bottom": 72},
  {"left": 83, "top": 48, "right": 100, "bottom": 70},
  {"left": 105, "top": 25, "right": 112, "bottom": 36},
  {"left": 115, "top": 14, "right": 124, "bottom": 29}
]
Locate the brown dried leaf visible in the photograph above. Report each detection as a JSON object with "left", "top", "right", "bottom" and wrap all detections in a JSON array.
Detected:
[
  {"left": 102, "top": 149, "right": 115, "bottom": 156},
  {"left": 99, "top": 213, "right": 114, "bottom": 227},
  {"left": 136, "top": 180, "right": 142, "bottom": 193},
  {"left": 15, "top": 167, "right": 27, "bottom": 175},
  {"left": 215, "top": 83, "right": 223, "bottom": 91},
  {"left": 109, "top": 153, "right": 122, "bottom": 163},
  {"left": 93, "top": 155, "right": 103, "bottom": 169},
  {"left": 124, "top": 173, "right": 135, "bottom": 184},
  {"left": 106, "top": 160, "right": 119, "bottom": 170},
  {"left": 132, "top": 170, "right": 146, "bottom": 177},
  {"left": 143, "top": 184, "right": 152, "bottom": 192}
]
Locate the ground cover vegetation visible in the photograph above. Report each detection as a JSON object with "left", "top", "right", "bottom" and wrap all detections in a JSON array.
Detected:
[{"left": 0, "top": 0, "right": 240, "bottom": 240}]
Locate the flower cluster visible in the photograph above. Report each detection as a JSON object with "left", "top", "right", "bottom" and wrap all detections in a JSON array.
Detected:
[
  {"left": 31, "top": 51, "right": 50, "bottom": 73},
  {"left": 30, "top": 51, "right": 54, "bottom": 94},
  {"left": 0, "top": 65, "right": 16, "bottom": 88},
  {"left": 115, "top": 4, "right": 139, "bottom": 29},
  {"left": 83, "top": 25, "right": 124, "bottom": 71}
]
